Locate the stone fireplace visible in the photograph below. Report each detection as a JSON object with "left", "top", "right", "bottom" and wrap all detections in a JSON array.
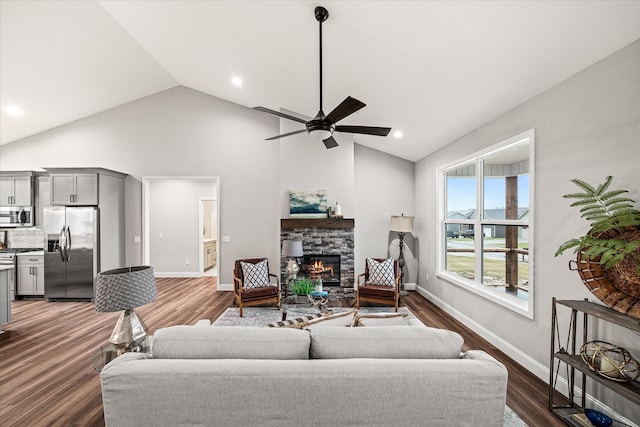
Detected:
[{"left": 280, "top": 218, "right": 355, "bottom": 288}]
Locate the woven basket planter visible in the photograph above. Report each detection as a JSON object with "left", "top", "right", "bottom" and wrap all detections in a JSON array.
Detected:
[{"left": 573, "top": 225, "right": 640, "bottom": 319}]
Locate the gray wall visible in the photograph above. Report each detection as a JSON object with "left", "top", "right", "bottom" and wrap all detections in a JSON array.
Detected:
[
  {"left": 0, "top": 85, "right": 414, "bottom": 289},
  {"left": 354, "top": 144, "right": 416, "bottom": 284},
  {"left": 0, "top": 86, "right": 281, "bottom": 287},
  {"left": 414, "top": 40, "right": 639, "bottom": 420},
  {"left": 147, "top": 179, "right": 216, "bottom": 275}
]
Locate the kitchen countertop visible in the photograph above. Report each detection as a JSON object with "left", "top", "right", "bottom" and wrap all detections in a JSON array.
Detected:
[
  {"left": 16, "top": 251, "right": 44, "bottom": 256},
  {"left": 0, "top": 265, "right": 14, "bottom": 271}
]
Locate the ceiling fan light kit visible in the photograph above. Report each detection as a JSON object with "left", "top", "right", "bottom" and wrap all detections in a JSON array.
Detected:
[{"left": 253, "top": 6, "right": 391, "bottom": 149}]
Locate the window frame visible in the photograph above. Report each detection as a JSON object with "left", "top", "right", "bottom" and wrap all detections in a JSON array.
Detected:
[{"left": 436, "top": 129, "right": 535, "bottom": 319}]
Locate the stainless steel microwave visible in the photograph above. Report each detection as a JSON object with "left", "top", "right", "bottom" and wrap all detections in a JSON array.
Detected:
[{"left": 0, "top": 206, "right": 34, "bottom": 227}]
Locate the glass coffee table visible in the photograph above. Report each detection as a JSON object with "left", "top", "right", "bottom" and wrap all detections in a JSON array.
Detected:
[{"left": 280, "top": 288, "right": 356, "bottom": 321}]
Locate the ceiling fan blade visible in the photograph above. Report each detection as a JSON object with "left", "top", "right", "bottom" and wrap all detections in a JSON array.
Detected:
[
  {"left": 325, "top": 96, "right": 366, "bottom": 124},
  {"left": 265, "top": 129, "right": 308, "bottom": 141},
  {"left": 253, "top": 107, "right": 308, "bottom": 124},
  {"left": 323, "top": 136, "right": 339, "bottom": 149},
  {"left": 334, "top": 125, "right": 392, "bottom": 137}
]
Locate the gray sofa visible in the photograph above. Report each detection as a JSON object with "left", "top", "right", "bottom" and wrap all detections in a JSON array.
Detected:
[{"left": 100, "top": 319, "right": 508, "bottom": 427}]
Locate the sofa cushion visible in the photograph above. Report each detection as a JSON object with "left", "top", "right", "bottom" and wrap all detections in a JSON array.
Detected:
[
  {"left": 309, "top": 326, "right": 463, "bottom": 359},
  {"left": 152, "top": 326, "right": 310, "bottom": 359},
  {"left": 366, "top": 258, "right": 395, "bottom": 287}
]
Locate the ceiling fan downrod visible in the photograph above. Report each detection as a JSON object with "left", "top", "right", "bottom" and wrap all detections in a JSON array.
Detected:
[{"left": 315, "top": 6, "right": 329, "bottom": 114}]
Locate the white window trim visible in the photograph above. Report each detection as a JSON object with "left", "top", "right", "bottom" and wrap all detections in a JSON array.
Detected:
[{"left": 436, "top": 129, "right": 535, "bottom": 319}]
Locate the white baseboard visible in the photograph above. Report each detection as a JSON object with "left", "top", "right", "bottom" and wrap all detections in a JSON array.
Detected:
[
  {"left": 415, "top": 285, "right": 638, "bottom": 427},
  {"left": 154, "top": 272, "right": 201, "bottom": 278},
  {"left": 217, "top": 283, "right": 233, "bottom": 291},
  {"left": 404, "top": 282, "right": 416, "bottom": 291}
]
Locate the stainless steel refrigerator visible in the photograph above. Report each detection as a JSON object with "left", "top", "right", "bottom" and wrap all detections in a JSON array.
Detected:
[{"left": 44, "top": 206, "right": 98, "bottom": 300}]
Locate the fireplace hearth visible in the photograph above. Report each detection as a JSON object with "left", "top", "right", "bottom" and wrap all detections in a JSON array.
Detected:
[{"left": 300, "top": 255, "right": 340, "bottom": 286}]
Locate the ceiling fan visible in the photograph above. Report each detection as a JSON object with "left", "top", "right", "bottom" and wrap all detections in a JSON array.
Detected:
[{"left": 253, "top": 6, "right": 391, "bottom": 149}]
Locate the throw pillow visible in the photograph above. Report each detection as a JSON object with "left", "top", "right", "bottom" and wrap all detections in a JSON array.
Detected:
[
  {"left": 241, "top": 259, "right": 270, "bottom": 289},
  {"left": 353, "top": 312, "right": 408, "bottom": 327},
  {"left": 302, "top": 310, "right": 358, "bottom": 329},
  {"left": 366, "top": 258, "right": 395, "bottom": 287},
  {"left": 267, "top": 314, "right": 322, "bottom": 328}
]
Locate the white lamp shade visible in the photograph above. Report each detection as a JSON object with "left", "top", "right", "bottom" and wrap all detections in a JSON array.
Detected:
[
  {"left": 390, "top": 215, "right": 414, "bottom": 233},
  {"left": 282, "top": 240, "right": 304, "bottom": 257}
]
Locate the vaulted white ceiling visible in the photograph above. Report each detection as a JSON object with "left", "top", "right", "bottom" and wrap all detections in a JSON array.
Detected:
[{"left": 1, "top": 1, "right": 639, "bottom": 161}]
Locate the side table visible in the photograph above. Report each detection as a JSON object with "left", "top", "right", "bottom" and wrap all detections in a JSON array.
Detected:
[{"left": 92, "top": 335, "right": 152, "bottom": 372}]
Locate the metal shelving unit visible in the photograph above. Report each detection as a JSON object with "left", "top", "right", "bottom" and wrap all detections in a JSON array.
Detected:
[{"left": 549, "top": 298, "right": 640, "bottom": 425}]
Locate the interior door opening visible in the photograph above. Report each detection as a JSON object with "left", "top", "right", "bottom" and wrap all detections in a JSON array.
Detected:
[{"left": 200, "top": 198, "right": 217, "bottom": 277}]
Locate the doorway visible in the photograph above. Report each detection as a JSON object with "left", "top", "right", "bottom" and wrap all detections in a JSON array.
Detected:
[
  {"left": 142, "top": 176, "right": 219, "bottom": 278},
  {"left": 200, "top": 198, "right": 218, "bottom": 277}
]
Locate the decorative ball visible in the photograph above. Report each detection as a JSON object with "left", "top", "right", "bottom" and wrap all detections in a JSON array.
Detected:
[{"left": 580, "top": 340, "right": 640, "bottom": 382}]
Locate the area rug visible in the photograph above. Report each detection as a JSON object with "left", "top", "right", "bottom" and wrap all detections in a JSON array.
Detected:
[
  {"left": 212, "top": 306, "right": 414, "bottom": 327},
  {"left": 211, "top": 307, "right": 527, "bottom": 427}
]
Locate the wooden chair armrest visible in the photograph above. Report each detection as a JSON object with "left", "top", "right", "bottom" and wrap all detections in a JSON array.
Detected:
[
  {"left": 268, "top": 272, "right": 280, "bottom": 286},
  {"left": 357, "top": 273, "right": 366, "bottom": 286},
  {"left": 233, "top": 275, "right": 242, "bottom": 295}
]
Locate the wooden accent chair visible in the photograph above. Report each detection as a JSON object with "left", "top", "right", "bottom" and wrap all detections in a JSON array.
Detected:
[
  {"left": 356, "top": 258, "right": 400, "bottom": 312},
  {"left": 233, "top": 258, "right": 280, "bottom": 317}
]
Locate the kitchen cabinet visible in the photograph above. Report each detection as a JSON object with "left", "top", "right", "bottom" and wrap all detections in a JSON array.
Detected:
[
  {"left": 0, "top": 267, "right": 11, "bottom": 333},
  {"left": 549, "top": 298, "right": 640, "bottom": 425},
  {"left": 44, "top": 167, "right": 127, "bottom": 275},
  {"left": 0, "top": 172, "right": 33, "bottom": 206},
  {"left": 17, "top": 254, "right": 44, "bottom": 296},
  {"left": 35, "top": 174, "right": 50, "bottom": 228},
  {"left": 49, "top": 172, "right": 98, "bottom": 205},
  {"left": 204, "top": 240, "right": 216, "bottom": 270}
]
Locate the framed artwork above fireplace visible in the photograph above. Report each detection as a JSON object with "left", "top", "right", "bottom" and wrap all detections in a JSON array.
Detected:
[{"left": 289, "top": 189, "right": 327, "bottom": 218}]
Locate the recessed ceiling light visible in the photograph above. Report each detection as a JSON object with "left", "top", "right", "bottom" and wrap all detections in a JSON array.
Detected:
[
  {"left": 231, "top": 76, "right": 243, "bottom": 87},
  {"left": 393, "top": 130, "right": 403, "bottom": 139},
  {"left": 4, "top": 105, "right": 24, "bottom": 117}
]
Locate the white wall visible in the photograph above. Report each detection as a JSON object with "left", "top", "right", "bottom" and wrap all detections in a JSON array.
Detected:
[
  {"left": 146, "top": 179, "right": 216, "bottom": 276},
  {"left": 0, "top": 86, "right": 281, "bottom": 287},
  {"left": 354, "top": 144, "right": 415, "bottom": 283},
  {"left": 415, "top": 40, "right": 640, "bottom": 420},
  {"left": 0, "top": 85, "right": 408, "bottom": 290}
]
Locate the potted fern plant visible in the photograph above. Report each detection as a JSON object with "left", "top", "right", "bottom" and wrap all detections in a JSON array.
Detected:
[{"left": 555, "top": 176, "right": 640, "bottom": 318}]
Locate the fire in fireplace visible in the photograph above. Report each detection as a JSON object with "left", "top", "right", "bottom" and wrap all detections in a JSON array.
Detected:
[{"left": 300, "top": 254, "right": 340, "bottom": 286}]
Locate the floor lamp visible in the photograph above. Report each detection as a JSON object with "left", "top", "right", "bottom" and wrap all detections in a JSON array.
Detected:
[{"left": 390, "top": 214, "right": 414, "bottom": 295}]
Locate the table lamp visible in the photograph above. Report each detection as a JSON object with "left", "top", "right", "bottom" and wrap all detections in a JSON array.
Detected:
[
  {"left": 390, "top": 214, "right": 414, "bottom": 294},
  {"left": 95, "top": 266, "right": 157, "bottom": 351},
  {"left": 282, "top": 240, "right": 304, "bottom": 279}
]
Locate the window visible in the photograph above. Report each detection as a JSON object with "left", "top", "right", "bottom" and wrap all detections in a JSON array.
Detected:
[{"left": 438, "top": 130, "right": 534, "bottom": 318}]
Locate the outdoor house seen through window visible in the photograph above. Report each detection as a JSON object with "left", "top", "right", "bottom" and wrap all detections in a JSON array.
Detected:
[{"left": 438, "top": 130, "right": 534, "bottom": 318}]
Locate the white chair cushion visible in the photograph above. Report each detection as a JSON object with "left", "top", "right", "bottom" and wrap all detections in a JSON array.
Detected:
[{"left": 241, "top": 259, "right": 270, "bottom": 289}]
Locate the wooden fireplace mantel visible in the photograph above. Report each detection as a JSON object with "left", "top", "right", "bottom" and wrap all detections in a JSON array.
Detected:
[{"left": 281, "top": 218, "right": 355, "bottom": 229}]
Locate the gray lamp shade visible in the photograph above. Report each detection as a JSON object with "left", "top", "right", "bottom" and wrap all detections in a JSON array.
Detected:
[
  {"left": 282, "top": 240, "right": 304, "bottom": 257},
  {"left": 95, "top": 266, "right": 157, "bottom": 312},
  {"left": 390, "top": 215, "right": 414, "bottom": 233}
]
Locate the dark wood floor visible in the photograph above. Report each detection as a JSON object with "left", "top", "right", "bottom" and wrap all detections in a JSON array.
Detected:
[{"left": 0, "top": 277, "right": 564, "bottom": 427}]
